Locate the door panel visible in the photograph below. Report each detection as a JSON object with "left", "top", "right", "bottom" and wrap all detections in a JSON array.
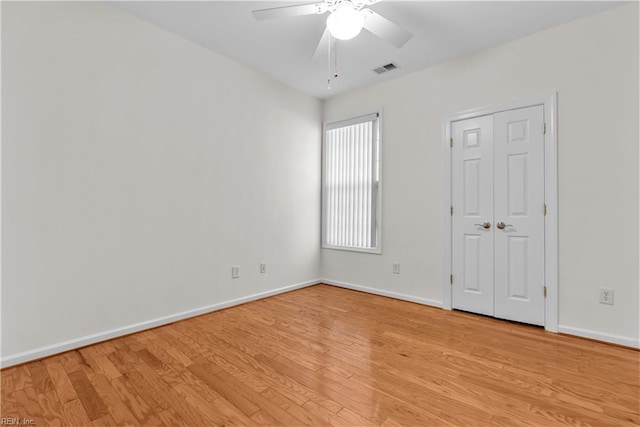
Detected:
[
  {"left": 507, "top": 154, "right": 528, "bottom": 216},
  {"left": 463, "top": 234, "right": 482, "bottom": 293},
  {"left": 463, "top": 159, "right": 482, "bottom": 215},
  {"left": 493, "top": 106, "right": 545, "bottom": 325},
  {"left": 507, "top": 236, "right": 529, "bottom": 299},
  {"left": 451, "top": 115, "right": 494, "bottom": 316}
]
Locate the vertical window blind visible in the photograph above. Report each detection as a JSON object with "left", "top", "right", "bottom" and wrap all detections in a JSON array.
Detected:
[{"left": 323, "top": 113, "right": 380, "bottom": 252}]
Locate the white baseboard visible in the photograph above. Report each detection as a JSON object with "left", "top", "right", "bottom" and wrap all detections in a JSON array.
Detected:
[
  {"left": 0, "top": 279, "right": 318, "bottom": 368},
  {"left": 320, "top": 278, "right": 443, "bottom": 308},
  {"left": 558, "top": 324, "right": 639, "bottom": 349}
]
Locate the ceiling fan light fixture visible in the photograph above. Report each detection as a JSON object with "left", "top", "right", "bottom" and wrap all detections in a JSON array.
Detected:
[{"left": 326, "top": 2, "right": 365, "bottom": 41}]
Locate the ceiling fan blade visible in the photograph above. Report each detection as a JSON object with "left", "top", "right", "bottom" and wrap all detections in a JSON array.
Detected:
[
  {"left": 252, "top": 2, "right": 325, "bottom": 21},
  {"left": 353, "top": 0, "right": 381, "bottom": 10},
  {"left": 312, "top": 28, "right": 336, "bottom": 61},
  {"left": 362, "top": 9, "right": 412, "bottom": 49}
]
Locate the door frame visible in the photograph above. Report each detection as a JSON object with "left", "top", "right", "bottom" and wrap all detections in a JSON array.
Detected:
[{"left": 441, "top": 93, "right": 558, "bottom": 332}]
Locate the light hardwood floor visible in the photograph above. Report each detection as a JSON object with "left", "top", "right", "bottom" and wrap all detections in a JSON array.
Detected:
[{"left": 1, "top": 284, "right": 638, "bottom": 426}]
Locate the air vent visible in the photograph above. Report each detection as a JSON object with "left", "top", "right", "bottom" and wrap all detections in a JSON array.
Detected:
[{"left": 373, "top": 62, "right": 399, "bottom": 75}]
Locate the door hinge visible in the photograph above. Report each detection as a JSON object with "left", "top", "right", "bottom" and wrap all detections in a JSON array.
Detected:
[
  {"left": 544, "top": 204, "right": 547, "bottom": 216},
  {"left": 450, "top": 206, "right": 453, "bottom": 216},
  {"left": 450, "top": 274, "right": 453, "bottom": 285},
  {"left": 543, "top": 286, "right": 547, "bottom": 298},
  {"left": 450, "top": 138, "right": 453, "bottom": 148},
  {"left": 543, "top": 122, "right": 547, "bottom": 135}
]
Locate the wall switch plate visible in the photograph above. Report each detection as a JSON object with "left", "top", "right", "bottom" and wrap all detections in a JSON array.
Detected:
[
  {"left": 392, "top": 263, "right": 400, "bottom": 274},
  {"left": 260, "top": 262, "right": 267, "bottom": 274},
  {"left": 599, "top": 288, "right": 614, "bottom": 305},
  {"left": 232, "top": 266, "right": 240, "bottom": 279}
]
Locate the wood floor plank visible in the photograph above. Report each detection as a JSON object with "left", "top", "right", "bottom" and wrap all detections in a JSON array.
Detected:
[
  {"left": 107, "top": 350, "right": 170, "bottom": 414},
  {"left": 212, "top": 392, "right": 264, "bottom": 426},
  {"left": 92, "top": 413, "right": 118, "bottom": 426},
  {"left": 135, "top": 349, "right": 182, "bottom": 389},
  {"left": 58, "top": 350, "right": 90, "bottom": 374},
  {"left": 77, "top": 347, "right": 122, "bottom": 381},
  {"left": 109, "top": 376, "right": 163, "bottom": 426},
  {"left": 234, "top": 304, "right": 333, "bottom": 354},
  {"left": 191, "top": 317, "right": 262, "bottom": 357},
  {"left": 251, "top": 409, "right": 283, "bottom": 426},
  {"left": 67, "top": 369, "right": 110, "bottom": 421},
  {"left": 254, "top": 352, "right": 388, "bottom": 424},
  {"left": 117, "top": 347, "right": 221, "bottom": 426},
  {"left": 380, "top": 417, "right": 404, "bottom": 427},
  {"left": 190, "top": 362, "right": 308, "bottom": 425},
  {"left": 188, "top": 363, "right": 260, "bottom": 416},
  {"left": 43, "top": 360, "right": 79, "bottom": 405},
  {"left": 174, "top": 324, "right": 270, "bottom": 394},
  {"left": 85, "top": 372, "right": 140, "bottom": 426},
  {"left": 11, "top": 365, "right": 33, "bottom": 390},
  {"left": 150, "top": 331, "right": 196, "bottom": 366},
  {"left": 28, "top": 361, "right": 55, "bottom": 395},
  {"left": 188, "top": 326, "right": 312, "bottom": 404},
  {"left": 62, "top": 398, "right": 93, "bottom": 426},
  {"left": 132, "top": 338, "right": 223, "bottom": 405},
  {"left": 170, "top": 383, "right": 230, "bottom": 425},
  {"left": 301, "top": 399, "right": 376, "bottom": 427},
  {"left": 119, "top": 361, "right": 195, "bottom": 424},
  {"left": 322, "top": 359, "right": 485, "bottom": 426},
  {"left": 217, "top": 311, "right": 330, "bottom": 372},
  {"left": 156, "top": 409, "right": 188, "bottom": 427},
  {"left": 0, "top": 370, "right": 20, "bottom": 420},
  {"left": 1, "top": 284, "right": 637, "bottom": 426},
  {"left": 37, "top": 390, "right": 66, "bottom": 427},
  {"left": 262, "top": 387, "right": 331, "bottom": 426},
  {"left": 15, "top": 387, "right": 44, "bottom": 423},
  {"left": 194, "top": 329, "right": 344, "bottom": 413},
  {"left": 334, "top": 406, "right": 379, "bottom": 426}
]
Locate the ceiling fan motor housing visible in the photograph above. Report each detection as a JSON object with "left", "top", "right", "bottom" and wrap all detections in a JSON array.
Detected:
[{"left": 326, "top": 2, "right": 366, "bottom": 40}]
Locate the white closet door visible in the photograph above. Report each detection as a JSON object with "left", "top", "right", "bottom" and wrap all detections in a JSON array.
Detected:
[
  {"left": 493, "top": 106, "right": 545, "bottom": 326},
  {"left": 451, "top": 115, "right": 494, "bottom": 316}
]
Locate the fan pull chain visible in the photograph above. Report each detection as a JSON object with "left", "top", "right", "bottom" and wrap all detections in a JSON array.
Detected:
[
  {"left": 327, "top": 35, "right": 340, "bottom": 90},
  {"left": 334, "top": 41, "right": 338, "bottom": 79},
  {"left": 327, "top": 33, "right": 331, "bottom": 89}
]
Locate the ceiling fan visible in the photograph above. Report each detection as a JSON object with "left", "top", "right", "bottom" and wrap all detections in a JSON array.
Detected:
[{"left": 252, "top": 0, "right": 413, "bottom": 60}]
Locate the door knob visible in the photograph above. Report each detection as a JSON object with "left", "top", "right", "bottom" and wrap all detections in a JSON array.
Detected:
[
  {"left": 496, "top": 222, "right": 513, "bottom": 230},
  {"left": 474, "top": 222, "right": 491, "bottom": 229}
]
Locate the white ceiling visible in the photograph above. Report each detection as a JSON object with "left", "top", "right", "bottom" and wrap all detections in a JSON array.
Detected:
[{"left": 112, "top": 1, "right": 622, "bottom": 99}]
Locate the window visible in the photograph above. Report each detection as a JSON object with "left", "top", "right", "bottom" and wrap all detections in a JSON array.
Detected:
[{"left": 322, "top": 113, "right": 381, "bottom": 253}]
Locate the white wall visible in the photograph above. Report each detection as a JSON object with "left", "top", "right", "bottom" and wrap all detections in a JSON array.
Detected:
[
  {"left": 321, "top": 4, "right": 639, "bottom": 344},
  {"left": 1, "top": 2, "right": 321, "bottom": 362}
]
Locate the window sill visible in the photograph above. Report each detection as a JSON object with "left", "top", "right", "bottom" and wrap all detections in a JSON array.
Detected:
[{"left": 321, "top": 245, "right": 382, "bottom": 255}]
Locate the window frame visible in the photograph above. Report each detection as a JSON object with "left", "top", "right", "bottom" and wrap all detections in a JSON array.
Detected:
[{"left": 321, "top": 111, "right": 382, "bottom": 254}]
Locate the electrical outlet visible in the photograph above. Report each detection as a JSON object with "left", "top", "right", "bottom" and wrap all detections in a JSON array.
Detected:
[
  {"left": 232, "top": 265, "right": 240, "bottom": 279},
  {"left": 260, "top": 262, "right": 267, "bottom": 274},
  {"left": 599, "top": 288, "right": 614, "bottom": 305},
  {"left": 392, "top": 263, "right": 400, "bottom": 274}
]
